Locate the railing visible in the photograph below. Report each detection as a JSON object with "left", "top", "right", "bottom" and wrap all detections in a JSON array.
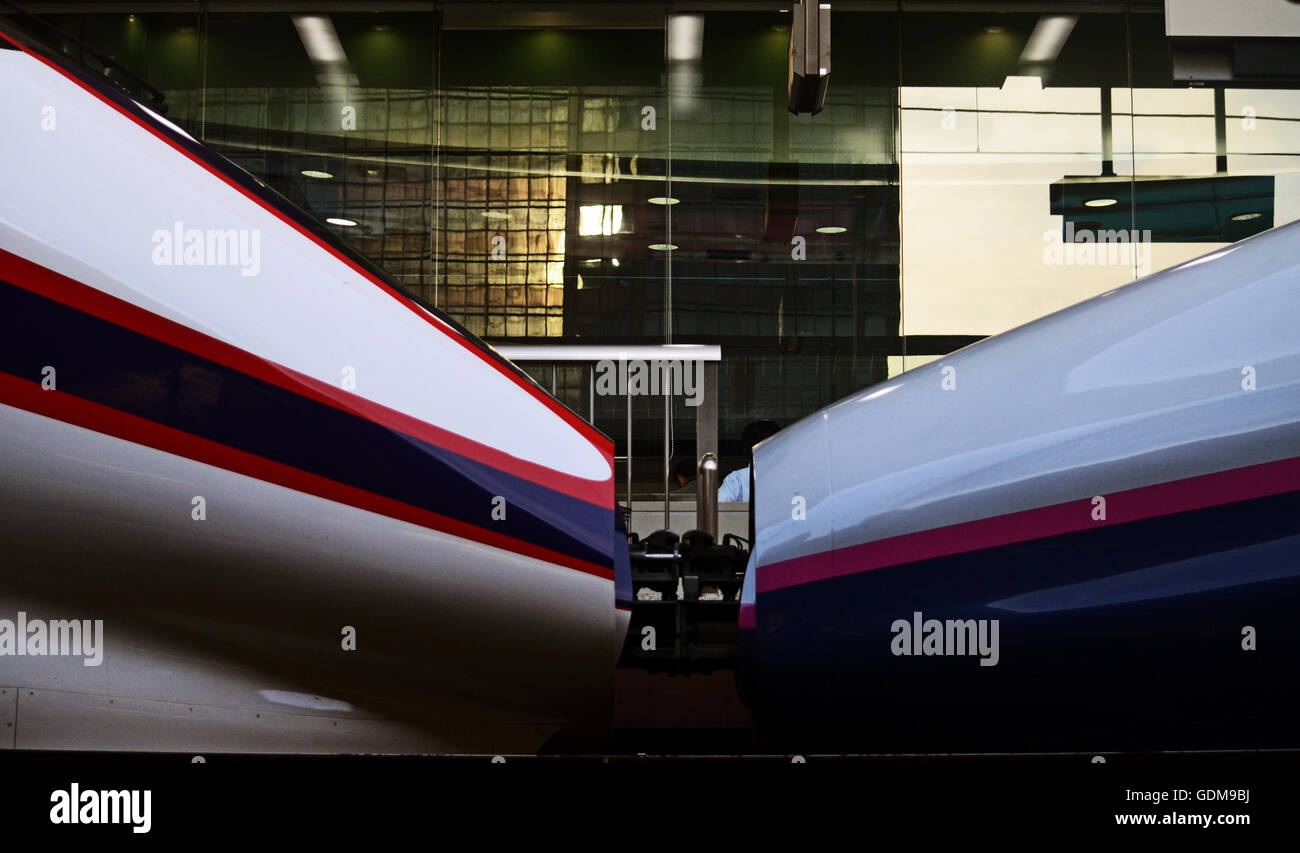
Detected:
[{"left": 494, "top": 343, "right": 721, "bottom": 530}]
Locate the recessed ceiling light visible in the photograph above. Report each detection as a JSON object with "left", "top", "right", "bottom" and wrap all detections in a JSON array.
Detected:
[
  {"left": 481, "top": 211, "right": 511, "bottom": 220},
  {"left": 372, "top": 24, "right": 392, "bottom": 32},
  {"left": 984, "top": 26, "right": 1005, "bottom": 35},
  {"left": 1020, "top": 15, "right": 1077, "bottom": 64},
  {"left": 301, "top": 169, "right": 333, "bottom": 179},
  {"left": 1084, "top": 198, "right": 1118, "bottom": 208},
  {"left": 1231, "top": 212, "right": 1262, "bottom": 221},
  {"left": 648, "top": 196, "right": 680, "bottom": 206},
  {"left": 649, "top": 243, "right": 677, "bottom": 251},
  {"left": 326, "top": 217, "right": 357, "bottom": 227},
  {"left": 816, "top": 226, "right": 847, "bottom": 234},
  {"left": 611, "top": 258, "right": 620, "bottom": 267},
  {"left": 293, "top": 15, "right": 346, "bottom": 64}
]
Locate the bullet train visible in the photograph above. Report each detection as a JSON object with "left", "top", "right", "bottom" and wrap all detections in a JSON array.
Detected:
[
  {"left": 0, "top": 25, "right": 631, "bottom": 753},
  {"left": 3, "top": 17, "right": 1297, "bottom": 757},
  {"left": 741, "top": 218, "right": 1300, "bottom": 751}
]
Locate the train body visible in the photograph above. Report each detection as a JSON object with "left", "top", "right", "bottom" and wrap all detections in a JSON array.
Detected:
[
  {"left": 741, "top": 220, "right": 1300, "bottom": 750},
  {"left": 3, "top": 17, "right": 1297, "bottom": 756},
  {"left": 0, "top": 28, "right": 630, "bottom": 753}
]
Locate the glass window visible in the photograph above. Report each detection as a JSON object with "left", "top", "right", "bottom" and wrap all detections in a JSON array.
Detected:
[{"left": 45, "top": 2, "right": 1300, "bottom": 506}]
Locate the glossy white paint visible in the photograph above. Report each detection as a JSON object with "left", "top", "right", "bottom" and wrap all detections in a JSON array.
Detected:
[
  {"left": 1, "top": 592, "right": 561, "bottom": 754},
  {"left": 754, "top": 220, "right": 1300, "bottom": 569},
  {"left": 0, "top": 40, "right": 625, "bottom": 753},
  {"left": 0, "top": 403, "right": 615, "bottom": 751},
  {"left": 0, "top": 48, "right": 609, "bottom": 482}
]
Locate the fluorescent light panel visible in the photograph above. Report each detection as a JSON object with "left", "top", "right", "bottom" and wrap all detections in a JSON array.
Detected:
[
  {"left": 1019, "top": 15, "right": 1077, "bottom": 64},
  {"left": 667, "top": 14, "right": 704, "bottom": 63}
]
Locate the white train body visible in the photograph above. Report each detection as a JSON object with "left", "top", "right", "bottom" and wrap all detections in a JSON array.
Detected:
[
  {"left": 742, "top": 217, "right": 1300, "bottom": 749},
  {"left": 0, "top": 30, "right": 629, "bottom": 753}
]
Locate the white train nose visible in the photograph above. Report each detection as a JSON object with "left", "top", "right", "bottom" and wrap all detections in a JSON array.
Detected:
[
  {"left": 744, "top": 219, "right": 1300, "bottom": 750},
  {"left": 0, "top": 28, "right": 627, "bottom": 754}
]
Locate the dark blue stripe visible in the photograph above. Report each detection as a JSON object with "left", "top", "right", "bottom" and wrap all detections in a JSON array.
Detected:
[
  {"left": 614, "top": 510, "right": 632, "bottom": 609},
  {"left": 745, "top": 490, "right": 1300, "bottom": 749},
  {"left": 0, "top": 279, "right": 613, "bottom": 570}
]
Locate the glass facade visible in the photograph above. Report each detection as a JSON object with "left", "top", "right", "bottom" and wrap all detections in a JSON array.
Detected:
[{"left": 28, "top": 1, "right": 1300, "bottom": 500}]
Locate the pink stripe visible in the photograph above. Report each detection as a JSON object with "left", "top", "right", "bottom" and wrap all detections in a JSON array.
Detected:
[
  {"left": 738, "top": 602, "right": 756, "bottom": 630},
  {"left": 0, "top": 241, "right": 614, "bottom": 508},
  {"left": 758, "top": 456, "right": 1300, "bottom": 593}
]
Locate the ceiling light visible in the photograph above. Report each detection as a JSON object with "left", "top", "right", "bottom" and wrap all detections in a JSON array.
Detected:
[
  {"left": 1084, "top": 198, "right": 1118, "bottom": 208},
  {"left": 1231, "top": 212, "right": 1262, "bottom": 221},
  {"left": 292, "top": 15, "right": 347, "bottom": 64},
  {"left": 326, "top": 217, "right": 357, "bottom": 227},
  {"left": 301, "top": 169, "right": 333, "bottom": 179},
  {"left": 648, "top": 196, "right": 679, "bottom": 205},
  {"left": 611, "top": 258, "right": 620, "bottom": 267},
  {"left": 649, "top": 243, "right": 677, "bottom": 251},
  {"left": 984, "top": 26, "right": 1005, "bottom": 35},
  {"left": 816, "top": 226, "right": 847, "bottom": 234},
  {"left": 667, "top": 15, "right": 705, "bottom": 64},
  {"left": 1020, "top": 15, "right": 1077, "bottom": 64}
]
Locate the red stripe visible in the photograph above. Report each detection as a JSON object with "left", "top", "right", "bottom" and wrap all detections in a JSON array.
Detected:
[
  {"left": 0, "top": 30, "right": 613, "bottom": 460},
  {"left": 0, "top": 371, "right": 614, "bottom": 581},
  {"left": 758, "top": 456, "right": 1300, "bottom": 593},
  {"left": 0, "top": 246, "right": 612, "bottom": 508}
]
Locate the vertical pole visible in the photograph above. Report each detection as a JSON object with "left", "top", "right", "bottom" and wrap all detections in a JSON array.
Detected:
[
  {"left": 695, "top": 360, "right": 718, "bottom": 462},
  {"left": 1214, "top": 86, "right": 1227, "bottom": 173},
  {"left": 664, "top": 385, "right": 671, "bottom": 532},
  {"left": 626, "top": 389, "right": 632, "bottom": 510},
  {"left": 696, "top": 453, "right": 719, "bottom": 539},
  {"left": 1100, "top": 86, "right": 1114, "bottom": 176}
]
